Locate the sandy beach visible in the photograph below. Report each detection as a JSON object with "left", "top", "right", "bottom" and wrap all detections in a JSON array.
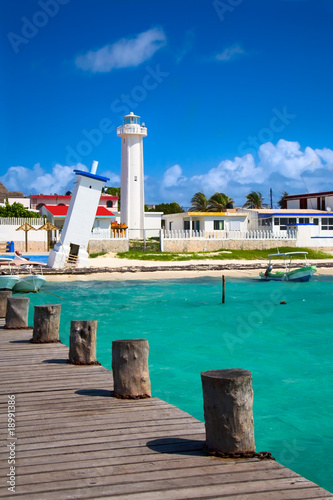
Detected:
[{"left": 46, "top": 253, "right": 333, "bottom": 282}]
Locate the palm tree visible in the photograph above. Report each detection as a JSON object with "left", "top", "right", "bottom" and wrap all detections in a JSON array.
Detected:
[
  {"left": 278, "top": 191, "right": 289, "bottom": 209},
  {"left": 190, "top": 192, "right": 209, "bottom": 211},
  {"left": 208, "top": 192, "right": 234, "bottom": 211},
  {"left": 243, "top": 191, "right": 264, "bottom": 209}
]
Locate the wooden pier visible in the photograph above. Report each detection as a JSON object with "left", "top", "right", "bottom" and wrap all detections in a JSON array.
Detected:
[{"left": 0, "top": 322, "right": 332, "bottom": 499}]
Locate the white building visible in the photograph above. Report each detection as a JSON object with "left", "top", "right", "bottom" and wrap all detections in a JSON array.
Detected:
[
  {"left": 117, "top": 112, "right": 147, "bottom": 238},
  {"left": 163, "top": 210, "right": 248, "bottom": 233},
  {"left": 41, "top": 205, "right": 115, "bottom": 231},
  {"left": 285, "top": 190, "right": 333, "bottom": 211},
  {"left": 246, "top": 208, "right": 333, "bottom": 247}
]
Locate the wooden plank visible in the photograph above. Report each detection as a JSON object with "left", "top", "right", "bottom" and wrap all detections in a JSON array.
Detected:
[
  {"left": 0, "top": 325, "right": 331, "bottom": 500},
  {"left": 0, "top": 465, "right": 302, "bottom": 496},
  {"left": 6, "top": 477, "right": 329, "bottom": 500},
  {"left": 3, "top": 458, "right": 284, "bottom": 483}
]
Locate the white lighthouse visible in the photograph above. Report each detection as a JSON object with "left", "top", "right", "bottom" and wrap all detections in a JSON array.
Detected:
[
  {"left": 47, "top": 161, "right": 109, "bottom": 268},
  {"left": 117, "top": 112, "right": 147, "bottom": 238}
]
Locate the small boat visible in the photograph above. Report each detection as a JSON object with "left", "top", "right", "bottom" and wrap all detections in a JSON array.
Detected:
[
  {"left": 0, "top": 258, "right": 20, "bottom": 290},
  {"left": 12, "top": 274, "right": 46, "bottom": 293},
  {"left": 259, "top": 252, "right": 317, "bottom": 282},
  {"left": 0, "top": 254, "right": 47, "bottom": 293},
  {"left": 0, "top": 274, "right": 20, "bottom": 290}
]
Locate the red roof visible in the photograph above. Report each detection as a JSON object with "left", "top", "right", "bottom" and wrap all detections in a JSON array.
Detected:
[
  {"left": 43, "top": 205, "right": 115, "bottom": 217},
  {"left": 31, "top": 194, "right": 118, "bottom": 200},
  {"left": 285, "top": 191, "right": 333, "bottom": 200},
  {"left": 31, "top": 195, "right": 71, "bottom": 199}
]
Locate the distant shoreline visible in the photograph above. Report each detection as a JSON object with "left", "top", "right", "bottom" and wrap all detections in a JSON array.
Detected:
[{"left": 44, "top": 257, "right": 333, "bottom": 282}]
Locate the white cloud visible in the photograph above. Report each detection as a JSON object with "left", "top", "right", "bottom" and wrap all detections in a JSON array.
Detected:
[
  {"left": 154, "top": 140, "right": 333, "bottom": 207},
  {"left": 0, "top": 163, "right": 88, "bottom": 195},
  {"left": 216, "top": 44, "right": 245, "bottom": 62},
  {"left": 101, "top": 171, "right": 120, "bottom": 185},
  {"left": 75, "top": 28, "right": 166, "bottom": 73}
]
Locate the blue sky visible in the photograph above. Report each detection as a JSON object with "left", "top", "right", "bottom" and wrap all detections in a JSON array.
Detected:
[{"left": 1, "top": 0, "right": 333, "bottom": 207}]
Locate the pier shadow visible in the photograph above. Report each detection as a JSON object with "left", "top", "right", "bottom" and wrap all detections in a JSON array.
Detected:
[
  {"left": 10, "top": 339, "right": 30, "bottom": 344},
  {"left": 43, "top": 358, "right": 67, "bottom": 364},
  {"left": 76, "top": 389, "right": 111, "bottom": 398},
  {"left": 146, "top": 438, "right": 205, "bottom": 456}
]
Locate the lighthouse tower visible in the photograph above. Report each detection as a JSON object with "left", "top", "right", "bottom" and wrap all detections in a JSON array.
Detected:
[
  {"left": 117, "top": 112, "right": 147, "bottom": 238},
  {"left": 47, "top": 161, "right": 109, "bottom": 268}
]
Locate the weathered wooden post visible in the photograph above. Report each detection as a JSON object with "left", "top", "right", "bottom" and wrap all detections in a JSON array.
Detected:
[
  {"left": 112, "top": 339, "right": 151, "bottom": 398},
  {"left": 32, "top": 304, "right": 61, "bottom": 343},
  {"left": 68, "top": 320, "right": 99, "bottom": 365},
  {"left": 222, "top": 275, "right": 225, "bottom": 304},
  {"left": 0, "top": 291, "right": 12, "bottom": 318},
  {"left": 5, "top": 296, "right": 30, "bottom": 329},
  {"left": 201, "top": 369, "right": 255, "bottom": 454}
]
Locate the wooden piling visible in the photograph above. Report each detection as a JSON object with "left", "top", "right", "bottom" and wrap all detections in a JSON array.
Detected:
[
  {"left": 222, "top": 275, "right": 225, "bottom": 304},
  {"left": 112, "top": 339, "right": 151, "bottom": 398},
  {"left": 201, "top": 369, "right": 255, "bottom": 454},
  {"left": 0, "top": 291, "right": 12, "bottom": 318},
  {"left": 68, "top": 320, "right": 99, "bottom": 365},
  {"left": 32, "top": 304, "right": 61, "bottom": 343},
  {"left": 5, "top": 296, "right": 30, "bottom": 329},
  {"left": 1, "top": 324, "right": 331, "bottom": 498}
]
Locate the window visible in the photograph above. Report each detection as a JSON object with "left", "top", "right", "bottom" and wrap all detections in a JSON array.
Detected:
[
  {"left": 321, "top": 218, "right": 333, "bottom": 230},
  {"left": 274, "top": 218, "right": 279, "bottom": 226},
  {"left": 259, "top": 218, "right": 271, "bottom": 227},
  {"left": 214, "top": 220, "right": 224, "bottom": 230},
  {"left": 107, "top": 201, "right": 113, "bottom": 208},
  {"left": 313, "top": 218, "right": 319, "bottom": 226},
  {"left": 289, "top": 218, "right": 297, "bottom": 225},
  {"left": 184, "top": 221, "right": 190, "bottom": 230},
  {"left": 299, "top": 218, "right": 310, "bottom": 224},
  {"left": 169, "top": 222, "right": 173, "bottom": 230}
]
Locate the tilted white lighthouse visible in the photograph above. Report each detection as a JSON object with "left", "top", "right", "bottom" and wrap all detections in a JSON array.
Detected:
[{"left": 117, "top": 112, "right": 147, "bottom": 238}]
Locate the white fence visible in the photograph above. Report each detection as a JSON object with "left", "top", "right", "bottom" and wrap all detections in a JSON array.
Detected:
[
  {"left": 0, "top": 218, "right": 45, "bottom": 226},
  {"left": 162, "top": 229, "right": 297, "bottom": 240}
]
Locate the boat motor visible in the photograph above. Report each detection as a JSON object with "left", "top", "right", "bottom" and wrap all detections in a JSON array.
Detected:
[{"left": 264, "top": 264, "right": 273, "bottom": 277}]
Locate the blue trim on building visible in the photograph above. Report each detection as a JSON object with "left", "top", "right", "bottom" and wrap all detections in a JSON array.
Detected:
[
  {"left": 272, "top": 212, "right": 333, "bottom": 216},
  {"left": 74, "top": 170, "right": 110, "bottom": 182},
  {"left": 285, "top": 223, "right": 314, "bottom": 226},
  {"left": 258, "top": 213, "right": 333, "bottom": 219},
  {"left": 311, "top": 236, "right": 333, "bottom": 239}
]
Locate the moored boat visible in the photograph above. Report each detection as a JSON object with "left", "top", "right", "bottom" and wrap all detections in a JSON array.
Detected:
[
  {"left": 0, "top": 274, "right": 20, "bottom": 290},
  {"left": 12, "top": 274, "right": 46, "bottom": 293},
  {"left": 0, "top": 254, "right": 47, "bottom": 293},
  {"left": 259, "top": 252, "right": 317, "bottom": 282}
]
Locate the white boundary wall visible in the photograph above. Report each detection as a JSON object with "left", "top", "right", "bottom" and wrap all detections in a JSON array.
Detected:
[{"left": 0, "top": 218, "right": 47, "bottom": 252}]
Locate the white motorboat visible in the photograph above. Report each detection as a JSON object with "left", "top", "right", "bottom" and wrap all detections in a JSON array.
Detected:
[
  {"left": 259, "top": 252, "right": 317, "bottom": 282},
  {"left": 0, "top": 274, "right": 20, "bottom": 290},
  {"left": 0, "top": 254, "right": 47, "bottom": 293},
  {"left": 12, "top": 274, "right": 46, "bottom": 293}
]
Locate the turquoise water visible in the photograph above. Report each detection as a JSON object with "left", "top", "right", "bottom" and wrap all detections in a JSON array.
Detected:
[{"left": 26, "top": 276, "right": 333, "bottom": 493}]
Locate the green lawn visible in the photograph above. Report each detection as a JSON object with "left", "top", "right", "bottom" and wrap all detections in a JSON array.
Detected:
[{"left": 116, "top": 247, "right": 333, "bottom": 262}]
